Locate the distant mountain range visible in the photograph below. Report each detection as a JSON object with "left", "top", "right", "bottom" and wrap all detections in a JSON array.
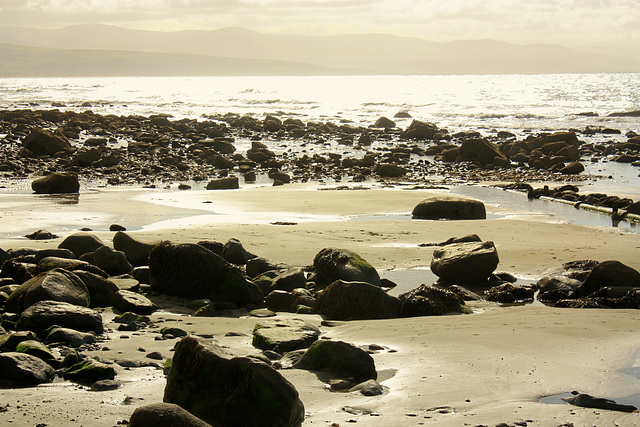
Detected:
[{"left": 0, "top": 24, "right": 637, "bottom": 77}]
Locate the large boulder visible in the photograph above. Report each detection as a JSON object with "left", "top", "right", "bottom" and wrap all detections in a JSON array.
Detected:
[
  {"left": 294, "top": 340, "right": 377, "bottom": 383},
  {"left": 149, "top": 242, "right": 262, "bottom": 307},
  {"left": 0, "top": 352, "right": 55, "bottom": 387},
  {"left": 16, "top": 300, "right": 104, "bottom": 335},
  {"left": 164, "top": 336, "right": 305, "bottom": 427},
  {"left": 399, "top": 285, "right": 468, "bottom": 316},
  {"left": 113, "top": 232, "right": 155, "bottom": 267},
  {"left": 32, "top": 172, "right": 80, "bottom": 194},
  {"left": 313, "top": 248, "right": 381, "bottom": 287},
  {"left": 431, "top": 241, "right": 499, "bottom": 285},
  {"left": 22, "top": 128, "right": 73, "bottom": 156},
  {"left": 58, "top": 232, "right": 106, "bottom": 258},
  {"left": 252, "top": 318, "right": 320, "bottom": 352},
  {"left": 91, "top": 246, "right": 134, "bottom": 276},
  {"left": 458, "top": 138, "right": 509, "bottom": 167},
  {"left": 573, "top": 260, "right": 640, "bottom": 298},
  {"left": 5, "top": 268, "right": 89, "bottom": 313},
  {"left": 206, "top": 177, "right": 239, "bottom": 190},
  {"left": 72, "top": 270, "right": 119, "bottom": 307},
  {"left": 129, "top": 403, "right": 214, "bottom": 427},
  {"left": 412, "top": 195, "right": 486, "bottom": 220},
  {"left": 315, "top": 280, "right": 401, "bottom": 320}
]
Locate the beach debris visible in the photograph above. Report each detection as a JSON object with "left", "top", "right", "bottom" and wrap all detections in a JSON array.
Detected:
[
  {"left": 252, "top": 318, "right": 320, "bottom": 352},
  {"left": 315, "top": 280, "right": 400, "bottom": 320},
  {"left": 412, "top": 195, "right": 486, "bottom": 220},
  {"left": 313, "top": 248, "right": 381, "bottom": 288},
  {"left": 165, "top": 336, "right": 305, "bottom": 427},
  {"left": 294, "top": 339, "right": 377, "bottom": 383},
  {"left": 430, "top": 240, "right": 500, "bottom": 286}
]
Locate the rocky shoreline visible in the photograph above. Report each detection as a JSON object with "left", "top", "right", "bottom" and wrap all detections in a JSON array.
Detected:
[{"left": 0, "top": 109, "right": 639, "bottom": 426}]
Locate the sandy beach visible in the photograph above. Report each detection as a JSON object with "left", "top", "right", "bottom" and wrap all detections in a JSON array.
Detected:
[{"left": 1, "top": 183, "right": 639, "bottom": 426}]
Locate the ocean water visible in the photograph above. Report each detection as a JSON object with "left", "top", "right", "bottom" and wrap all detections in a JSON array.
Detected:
[{"left": 1, "top": 73, "right": 639, "bottom": 139}]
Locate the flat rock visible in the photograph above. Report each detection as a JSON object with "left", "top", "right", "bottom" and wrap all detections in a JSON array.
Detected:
[{"left": 252, "top": 318, "right": 320, "bottom": 352}]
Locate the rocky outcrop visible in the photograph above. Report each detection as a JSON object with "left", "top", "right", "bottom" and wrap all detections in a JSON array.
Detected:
[
  {"left": 412, "top": 195, "right": 486, "bottom": 220},
  {"left": 164, "top": 336, "right": 305, "bottom": 427}
]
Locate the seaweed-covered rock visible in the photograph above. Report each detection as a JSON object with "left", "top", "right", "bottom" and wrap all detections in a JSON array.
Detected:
[
  {"left": 32, "top": 172, "right": 80, "bottom": 194},
  {"left": 485, "top": 283, "right": 535, "bottom": 303},
  {"left": 164, "top": 336, "right": 304, "bottom": 427},
  {"left": 294, "top": 340, "right": 377, "bottom": 383},
  {"left": 63, "top": 358, "right": 116, "bottom": 383},
  {"left": 129, "top": 403, "right": 214, "bottom": 427},
  {"left": 0, "top": 331, "right": 39, "bottom": 351},
  {"left": 252, "top": 318, "right": 320, "bottom": 352},
  {"left": 313, "top": 248, "right": 381, "bottom": 288},
  {"left": 0, "top": 352, "right": 55, "bottom": 387},
  {"left": 149, "top": 242, "right": 262, "bottom": 307},
  {"left": 17, "top": 300, "right": 103, "bottom": 335},
  {"left": 399, "top": 284, "right": 468, "bottom": 316},
  {"left": 412, "top": 195, "right": 486, "bottom": 220},
  {"left": 315, "top": 280, "right": 400, "bottom": 320},
  {"left": 430, "top": 241, "right": 499, "bottom": 285},
  {"left": 15, "top": 339, "right": 56, "bottom": 365},
  {"left": 555, "top": 290, "right": 640, "bottom": 309}
]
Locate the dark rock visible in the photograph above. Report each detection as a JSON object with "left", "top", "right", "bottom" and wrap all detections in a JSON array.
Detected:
[
  {"left": 113, "top": 232, "right": 155, "bottom": 267},
  {"left": 399, "top": 284, "right": 468, "bottom": 316},
  {"left": 32, "top": 172, "right": 80, "bottom": 194},
  {"left": 91, "top": 379, "right": 120, "bottom": 391},
  {"left": 430, "top": 241, "right": 499, "bottom": 285},
  {"left": 562, "top": 393, "right": 637, "bottom": 412},
  {"left": 206, "top": 177, "right": 239, "bottom": 190},
  {"left": 58, "top": 232, "right": 106, "bottom": 258},
  {"left": 0, "top": 259, "right": 33, "bottom": 285},
  {"left": 412, "top": 195, "right": 486, "bottom": 220},
  {"left": 16, "top": 300, "right": 103, "bottom": 335},
  {"left": 6, "top": 268, "right": 89, "bottom": 313},
  {"left": 402, "top": 120, "right": 439, "bottom": 140},
  {"left": 349, "top": 379, "right": 384, "bottom": 396},
  {"left": 272, "top": 268, "right": 307, "bottom": 292},
  {"left": 149, "top": 242, "right": 262, "bottom": 307},
  {"left": 315, "top": 280, "right": 400, "bottom": 320},
  {"left": 313, "top": 248, "right": 381, "bottom": 288},
  {"left": 458, "top": 138, "right": 508, "bottom": 167},
  {"left": 22, "top": 127, "right": 73, "bottom": 156},
  {"left": 485, "top": 283, "right": 535, "bottom": 303},
  {"left": 221, "top": 238, "right": 255, "bottom": 265},
  {"left": 164, "top": 336, "right": 304, "bottom": 427},
  {"left": 35, "top": 256, "right": 89, "bottom": 275},
  {"left": 25, "top": 230, "right": 59, "bottom": 240},
  {"left": 556, "top": 290, "right": 640, "bottom": 309},
  {"left": 72, "top": 270, "right": 119, "bottom": 307},
  {"left": 15, "top": 339, "right": 56, "bottom": 365},
  {"left": 44, "top": 326, "right": 95, "bottom": 347},
  {"left": 246, "top": 257, "right": 283, "bottom": 277},
  {"left": 109, "top": 224, "right": 126, "bottom": 232},
  {"left": 265, "top": 290, "right": 296, "bottom": 312},
  {"left": 0, "top": 331, "right": 39, "bottom": 351},
  {"left": 536, "top": 275, "right": 582, "bottom": 293},
  {"left": 0, "top": 352, "right": 55, "bottom": 387},
  {"left": 252, "top": 318, "right": 320, "bottom": 352},
  {"left": 559, "top": 161, "right": 585, "bottom": 174},
  {"left": 92, "top": 246, "right": 134, "bottom": 276},
  {"left": 373, "top": 117, "right": 396, "bottom": 128},
  {"left": 129, "top": 402, "right": 214, "bottom": 427},
  {"left": 573, "top": 260, "right": 640, "bottom": 298},
  {"left": 294, "top": 340, "right": 377, "bottom": 383},
  {"left": 63, "top": 358, "right": 116, "bottom": 384},
  {"left": 376, "top": 163, "right": 406, "bottom": 177},
  {"left": 112, "top": 290, "right": 156, "bottom": 315},
  {"left": 34, "top": 248, "right": 75, "bottom": 263}
]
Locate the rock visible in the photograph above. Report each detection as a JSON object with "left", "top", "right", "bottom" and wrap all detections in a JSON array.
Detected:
[
  {"left": 129, "top": 403, "right": 214, "bottom": 427},
  {"left": 44, "top": 326, "right": 96, "bottom": 347},
  {"left": 25, "top": 229, "right": 59, "bottom": 240},
  {"left": 0, "top": 352, "right": 55, "bottom": 387},
  {"left": 17, "top": 300, "right": 103, "bottom": 335},
  {"left": 556, "top": 290, "right": 640, "bottom": 309},
  {"left": 294, "top": 340, "right": 377, "bottom": 383},
  {"left": 265, "top": 290, "right": 296, "bottom": 312},
  {"left": 63, "top": 358, "right": 116, "bottom": 384},
  {"left": 485, "top": 283, "right": 535, "bottom": 303},
  {"left": 32, "top": 172, "right": 80, "bottom": 194},
  {"left": 164, "top": 336, "right": 304, "bottom": 427},
  {"left": 35, "top": 256, "right": 89, "bottom": 275},
  {"left": 6, "top": 268, "right": 89, "bottom": 313},
  {"left": 34, "top": 248, "right": 75, "bottom": 263},
  {"left": 376, "top": 163, "right": 406, "bottom": 177},
  {"left": 206, "top": 177, "right": 239, "bottom": 190},
  {"left": 111, "top": 290, "right": 156, "bottom": 315},
  {"left": 399, "top": 285, "right": 468, "bottom": 316},
  {"left": 91, "top": 379, "right": 120, "bottom": 391},
  {"left": 315, "top": 280, "right": 400, "bottom": 320},
  {"left": 113, "top": 232, "right": 155, "bottom": 267},
  {"left": 313, "top": 248, "right": 381, "bottom": 288},
  {"left": 431, "top": 241, "right": 499, "bottom": 285},
  {"left": 559, "top": 161, "right": 585, "bottom": 174},
  {"left": 58, "top": 232, "right": 106, "bottom": 258},
  {"left": 562, "top": 393, "right": 637, "bottom": 412},
  {"left": 0, "top": 259, "right": 33, "bottom": 285},
  {"left": 349, "top": 379, "right": 384, "bottom": 396},
  {"left": 458, "top": 138, "right": 508, "bottom": 166},
  {"left": 92, "top": 246, "right": 134, "bottom": 276},
  {"left": 402, "top": 120, "right": 439, "bottom": 140},
  {"left": 573, "top": 260, "right": 640, "bottom": 298},
  {"left": 252, "top": 318, "right": 320, "bottom": 352},
  {"left": 246, "top": 257, "right": 283, "bottom": 277},
  {"left": 149, "top": 242, "right": 262, "bottom": 307},
  {"left": 221, "top": 238, "right": 255, "bottom": 265},
  {"left": 412, "top": 195, "right": 486, "bottom": 220},
  {"left": 0, "top": 331, "right": 39, "bottom": 351},
  {"left": 22, "top": 127, "right": 73, "bottom": 156},
  {"left": 536, "top": 275, "right": 582, "bottom": 293},
  {"left": 272, "top": 268, "right": 307, "bottom": 292},
  {"left": 373, "top": 117, "right": 396, "bottom": 128},
  {"left": 72, "top": 270, "right": 119, "bottom": 307},
  {"left": 15, "top": 339, "right": 56, "bottom": 365}
]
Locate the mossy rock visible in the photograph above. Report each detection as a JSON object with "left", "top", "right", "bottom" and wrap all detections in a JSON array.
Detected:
[
  {"left": 15, "top": 340, "right": 56, "bottom": 365},
  {"left": 63, "top": 358, "right": 116, "bottom": 383},
  {"left": 313, "top": 248, "right": 381, "bottom": 287}
]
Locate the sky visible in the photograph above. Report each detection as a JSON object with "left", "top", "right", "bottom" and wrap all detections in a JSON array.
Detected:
[{"left": 0, "top": 0, "right": 638, "bottom": 55}]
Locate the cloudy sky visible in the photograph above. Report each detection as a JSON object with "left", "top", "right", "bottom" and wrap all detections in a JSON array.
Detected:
[{"left": 0, "top": 0, "right": 638, "bottom": 54}]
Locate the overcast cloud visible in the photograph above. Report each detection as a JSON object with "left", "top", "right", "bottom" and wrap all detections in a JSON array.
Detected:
[{"left": 0, "top": 0, "right": 637, "bottom": 54}]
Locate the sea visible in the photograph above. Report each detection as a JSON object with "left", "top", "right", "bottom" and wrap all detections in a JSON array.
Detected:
[{"left": 1, "top": 73, "right": 639, "bottom": 233}]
